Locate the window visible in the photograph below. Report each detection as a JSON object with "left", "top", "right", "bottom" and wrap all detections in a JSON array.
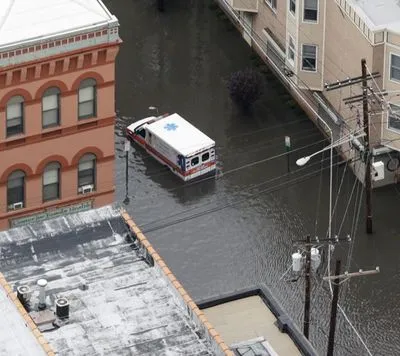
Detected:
[
  {"left": 265, "top": 0, "right": 277, "bottom": 10},
  {"left": 6, "top": 95, "right": 24, "bottom": 136},
  {"left": 390, "top": 54, "right": 400, "bottom": 82},
  {"left": 7, "top": 170, "right": 25, "bottom": 210},
  {"left": 78, "top": 78, "right": 97, "bottom": 119},
  {"left": 302, "top": 44, "right": 317, "bottom": 71},
  {"left": 191, "top": 157, "right": 199, "bottom": 166},
  {"left": 304, "top": 0, "right": 318, "bottom": 22},
  {"left": 202, "top": 152, "right": 210, "bottom": 162},
  {"left": 290, "top": 0, "right": 296, "bottom": 14},
  {"left": 136, "top": 128, "right": 146, "bottom": 138},
  {"left": 42, "top": 87, "right": 60, "bottom": 128},
  {"left": 288, "top": 36, "right": 295, "bottom": 63},
  {"left": 43, "top": 162, "right": 60, "bottom": 202},
  {"left": 78, "top": 153, "right": 96, "bottom": 191},
  {"left": 388, "top": 104, "right": 400, "bottom": 131}
]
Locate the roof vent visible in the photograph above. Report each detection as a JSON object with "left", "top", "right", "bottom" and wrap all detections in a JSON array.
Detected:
[
  {"left": 17, "top": 285, "right": 31, "bottom": 310},
  {"left": 55, "top": 297, "right": 69, "bottom": 320},
  {"left": 37, "top": 279, "right": 47, "bottom": 310}
]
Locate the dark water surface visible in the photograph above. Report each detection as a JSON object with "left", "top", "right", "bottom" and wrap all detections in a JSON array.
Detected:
[{"left": 104, "top": 1, "right": 400, "bottom": 355}]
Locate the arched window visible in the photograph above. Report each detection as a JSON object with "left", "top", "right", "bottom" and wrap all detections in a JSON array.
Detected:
[
  {"left": 78, "top": 78, "right": 97, "bottom": 119},
  {"left": 42, "top": 87, "right": 60, "bottom": 128},
  {"left": 43, "top": 162, "right": 61, "bottom": 202},
  {"left": 6, "top": 95, "right": 24, "bottom": 136},
  {"left": 7, "top": 170, "right": 25, "bottom": 210},
  {"left": 78, "top": 153, "right": 96, "bottom": 193}
]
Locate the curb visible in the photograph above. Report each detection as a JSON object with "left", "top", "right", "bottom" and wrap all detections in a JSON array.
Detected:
[
  {"left": 0, "top": 272, "right": 55, "bottom": 356},
  {"left": 120, "top": 210, "right": 234, "bottom": 356}
]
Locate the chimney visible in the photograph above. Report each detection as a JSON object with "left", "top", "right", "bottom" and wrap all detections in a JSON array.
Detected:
[{"left": 37, "top": 279, "right": 47, "bottom": 310}]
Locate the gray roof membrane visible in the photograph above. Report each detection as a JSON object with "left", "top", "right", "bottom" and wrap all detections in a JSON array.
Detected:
[{"left": 0, "top": 206, "right": 215, "bottom": 355}]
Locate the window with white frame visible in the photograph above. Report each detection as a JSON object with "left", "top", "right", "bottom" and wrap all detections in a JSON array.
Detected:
[
  {"left": 42, "top": 87, "right": 60, "bottom": 128},
  {"left": 302, "top": 44, "right": 317, "bottom": 71},
  {"left": 390, "top": 54, "right": 400, "bottom": 82},
  {"left": 288, "top": 36, "right": 295, "bottom": 64},
  {"left": 303, "top": 0, "right": 318, "bottom": 22},
  {"left": 6, "top": 95, "right": 24, "bottom": 137},
  {"left": 388, "top": 103, "right": 400, "bottom": 131},
  {"left": 265, "top": 0, "right": 277, "bottom": 10},
  {"left": 290, "top": 0, "right": 296, "bottom": 14}
]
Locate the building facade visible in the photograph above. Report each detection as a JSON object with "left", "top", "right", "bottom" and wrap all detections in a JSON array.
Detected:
[
  {"left": 0, "top": 0, "right": 121, "bottom": 230},
  {"left": 220, "top": 0, "right": 400, "bottom": 186}
]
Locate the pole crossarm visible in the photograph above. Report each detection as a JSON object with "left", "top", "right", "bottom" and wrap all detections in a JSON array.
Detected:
[
  {"left": 323, "top": 267, "right": 380, "bottom": 281},
  {"left": 325, "top": 72, "right": 380, "bottom": 91},
  {"left": 293, "top": 237, "right": 351, "bottom": 246}
]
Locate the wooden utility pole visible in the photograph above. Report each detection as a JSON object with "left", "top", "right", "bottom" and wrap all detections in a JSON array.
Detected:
[
  {"left": 331, "top": 60, "right": 380, "bottom": 233},
  {"left": 293, "top": 235, "right": 350, "bottom": 340},
  {"left": 327, "top": 259, "right": 341, "bottom": 356},
  {"left": 303, "top": 235, "right": 311, "bottom": 339},
  {"left": 361, "top": 58, "right": 373, "bottom": 234},
  {"left": 323, "top": 264, "right": 379, "bottom": 356}
]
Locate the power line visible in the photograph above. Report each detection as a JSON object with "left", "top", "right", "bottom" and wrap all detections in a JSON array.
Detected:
[{"left": 140, "top": 155, "right": 362, "bottom": 234}]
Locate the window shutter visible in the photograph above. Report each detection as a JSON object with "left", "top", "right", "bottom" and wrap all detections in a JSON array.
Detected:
[
  {"left": 43, "top": 94, "right": 58, "bottom": 111},
  {"left": 7, "top": 103, "right": 22, "bottom": 119},
  {"left": 79, "top": 86, "right": 94, "bottom": 102},
  {"left": 43, "top": 169, "right": 58, "bottom": 185},
  {"left": 305, "top": 0, "right": 318, "bottom": 10},
  {"left": 79, "top": 160, "right": 94, "bottom": 171}
]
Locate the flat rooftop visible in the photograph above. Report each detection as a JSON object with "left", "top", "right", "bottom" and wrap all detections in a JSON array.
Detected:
[
  {"left": 0, "top": 0, "right": 117, "bottom": 50},
  {"left": 203, "top": 296, "right": 301, "bottom": 356},
  {"left": 0, "top": 206, "right": 220, "bottom": 355},
  {"left": 351, "top": 0, "right": 400, "bottom": 32}
]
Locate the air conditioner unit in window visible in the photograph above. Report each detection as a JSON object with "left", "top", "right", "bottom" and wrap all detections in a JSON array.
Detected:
[
  {"left": 79, "top": 184, "right": 94, "bottom": 194},
  {"left": 8, "top": 202, "right": 24, "bottom": 210}
]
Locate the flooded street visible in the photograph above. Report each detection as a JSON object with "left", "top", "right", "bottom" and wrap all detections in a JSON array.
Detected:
[{"left": 104, "top": 1, "right": 400, "bottom": 355}]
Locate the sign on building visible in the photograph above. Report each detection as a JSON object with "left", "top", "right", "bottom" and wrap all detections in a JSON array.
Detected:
[{"left": 10, "top": 200, "right": 93, "bottom": 228}]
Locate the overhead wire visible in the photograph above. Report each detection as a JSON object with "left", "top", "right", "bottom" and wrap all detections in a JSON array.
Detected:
[
  {"left": 141, "top": 155, "right": 362, "bottom": 234},
  {"left": 326, "top": 178, "right": 373, "bottom": 356}
]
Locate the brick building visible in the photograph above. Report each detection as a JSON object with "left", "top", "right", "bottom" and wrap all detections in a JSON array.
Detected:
[{"left": 0, "top": 0, "right": 121, "bottom": 229}]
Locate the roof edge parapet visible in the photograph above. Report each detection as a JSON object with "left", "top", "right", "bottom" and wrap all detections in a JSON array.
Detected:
[{"left": 120, "top": 209, "right": 234, "bottom": 356}]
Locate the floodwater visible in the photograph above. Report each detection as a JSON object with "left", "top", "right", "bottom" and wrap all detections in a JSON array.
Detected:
[{"left": 104, "top": 1, "right": 400, "bottom": 355}]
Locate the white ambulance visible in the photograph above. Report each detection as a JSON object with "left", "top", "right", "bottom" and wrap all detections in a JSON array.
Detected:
[{"left": 126, "top": 113, "right": 216, "bottom": 181}]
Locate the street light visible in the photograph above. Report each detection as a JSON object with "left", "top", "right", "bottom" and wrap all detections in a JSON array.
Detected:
[{"left": 295, "top": 132, "right": 365, "bottom": 240}]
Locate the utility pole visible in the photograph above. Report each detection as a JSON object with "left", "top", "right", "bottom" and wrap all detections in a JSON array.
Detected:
[
  {"left": 292, "top": 236, "right": 350, "bottom": 339},
  {"left": 303, "top": 235, "right": 311, "bottom": 339},
  {"left": 328, "top": 61, "right": 379, "bottom": 234},
  {"left": 323, "top": 264, "right": 380, "bottom": 356},
  {"left": 327, "top": 259, "right": 341, "bottom": 356},
  {"left": 123, "top": 139, "right": 130, "bottom": 205},
  {"left": 361, "top": 58, "right": 373, "bottom": 234}
]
